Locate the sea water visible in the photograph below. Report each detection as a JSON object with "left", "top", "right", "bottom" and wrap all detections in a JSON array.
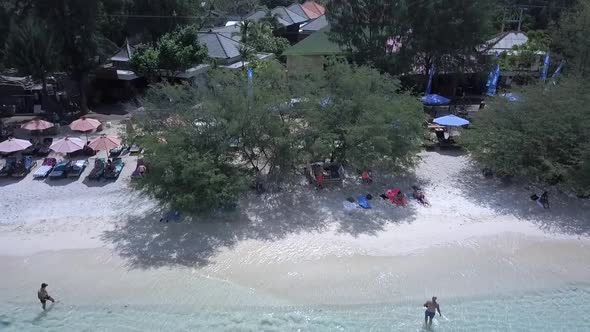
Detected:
[{"left": 1, "top": 284, "right": 589, "bottom": 331}]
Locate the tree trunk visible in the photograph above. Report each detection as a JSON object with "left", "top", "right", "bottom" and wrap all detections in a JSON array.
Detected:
[
  {"left": 79, "top": 74, "right": 89, "bottom": 114},
  {"left": 41, "top": 75, "right": 48, "bottom": 110}
]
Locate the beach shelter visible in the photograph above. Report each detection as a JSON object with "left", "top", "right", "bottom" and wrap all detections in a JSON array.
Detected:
[
  {"left": 88, "top": 135, "right": 121, "bottom": 152},
  {"left": 421, "top": 94, "right": 450, "bottom": 106},
  {"left": 50, "top": 137, "right": 85, "bottom": 154},
  {"left": 21, "top": 119, "right": 54, "bottom": 131},
  {"left": 433, "top": 115, "right": 470, "bottom": 127},
  {"left": 70, "top": 117, "right": 101, "bottom": 141},
  {"left": 0, "top": 138, "right": 32, "bottom": 153}
]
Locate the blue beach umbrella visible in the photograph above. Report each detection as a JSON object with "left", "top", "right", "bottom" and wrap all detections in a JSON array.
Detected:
[
  {"left": 425, "top": 65, "right": 435, "bottom": 95},
  {"left": 433, "top": 115, "right": 470, "bottom": 127},
  {"left": 421, "top": 94, "right": 450, "bottom": 106},
  {"left": 486, "top": 63, "right": 500, "bottom": 96},
  {"left": 540, "top": 52, "right": 550, "bottom": 81}
]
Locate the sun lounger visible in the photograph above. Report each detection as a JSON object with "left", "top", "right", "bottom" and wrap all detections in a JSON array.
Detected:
[
  {"left": 33, "top": 158, "right": 57, "bottom": 178},
  {"left": 129, "top": 144, "right": 142, "bottom": 155},
  {"left": 104, "top": 158, "right": 125, "bottom": 179},
  {"left": 11, "top": 156, "right": 37, "bottom": 177},
  {"left": 67, "top": 159, "right": 89, "bottom": 178},
  {"left": 87, "top": 158, "right": 106, "bottom": 180},
  {"left": 356, "top": 194, "right": 372, "bottom": 209},
  {"left": 48, "top": 161, "right": 70, "bottom": 179},
  {"left": 109, "top": 146, "right": 127, "bottom": 158},
  {"left": 0, "top": 158, "right": 16, "bottom": 177}
]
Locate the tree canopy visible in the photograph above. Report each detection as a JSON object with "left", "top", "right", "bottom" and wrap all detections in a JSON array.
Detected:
[
  {"left": 131, "top": 25, "right": 208, "bottom": 80},
  {"left": 130, "top": 60, "right": 424, "bottom": 213},
  {"left": 461, "top": 78, "right": 590, "bottom": 196},
  {"left": 552, "top": 0, "right": 590, "bottom": 77},
  {"left": 326, "top": 0, "right": 496, "bottom": 74}
]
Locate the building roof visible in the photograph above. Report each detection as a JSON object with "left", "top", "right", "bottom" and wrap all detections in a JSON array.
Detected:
[
  {"left": 245, "top": 7, "right": 307, "bottom": 27},
  {"left": 110, "top": 39, "right": 136, "bottom": 62},
  {"left": 302, "top": 1, "right": 325, "bottom": 19},
  {"left": 211, "top": 25, "right": 242, "bottom": 41},
  {"left": 480, "top": 31, "right": 528, "bottom": 54},
  {"left": 197, "top": 32, "right": 243, "bottom": 60},
  {"left": 270, "top": 6, "right": 308, "bottom": 25},
  {"left": 300, "top": 14, "right": 328, "bottom": 33},
  {"left": 283, "top": 26, "right": 344, "bottom": 56},
  {"left": 287, "top": 3, "right": 311, "bottom": 20}
]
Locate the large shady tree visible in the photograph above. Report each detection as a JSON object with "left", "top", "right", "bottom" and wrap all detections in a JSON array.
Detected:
[{"left": 461, "top": 77, "right": 590, "bottom": 196}]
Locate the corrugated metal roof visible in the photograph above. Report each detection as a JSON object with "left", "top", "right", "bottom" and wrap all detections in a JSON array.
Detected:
[{"left": 301, "top": 15, "right": 327, "bottom": 33}]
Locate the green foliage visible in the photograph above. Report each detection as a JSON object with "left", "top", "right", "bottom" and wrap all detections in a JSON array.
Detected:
[
  {"left": 498, "top": 30, "right": 550, "bottom": 71},
  {"left": 327, "top": 0, "right": 495, "bottom": 73},
  {"left": 131, "top": 25, "right": 208, "bottom": 80},
  {"left": 3, "top": 16, "right": 60, "bottom": 92},
  {"left": 552, "top": 0, "right": 590, "bottom": 77},
  {"left": 131, "top": 60, "right": 425, "bottom": 213},
  {"left": 238, "top": 20, "right": 290, "bottom": 54},
  {"left": 304, "top": 60, "right": 424, "bottom": 169},
  {"left": 461, "top": 78, "right": 590, "bottom": 194}
]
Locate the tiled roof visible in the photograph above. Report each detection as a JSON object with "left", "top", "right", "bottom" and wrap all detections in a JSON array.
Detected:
[
  {"left": 302, "top": 1, "right": 325, "bottom": 19},
  {"left": 197, "top": 32, "right": 243, "bottom": 59},
  {"left": 300, "top": 14, "right": 327, "bottom": 33},
  {"left": 287, "top": 3, "right": 311, "bottom": 20},
  {"left": 270, "top": 6, "right": 308, "bottom": 25}
]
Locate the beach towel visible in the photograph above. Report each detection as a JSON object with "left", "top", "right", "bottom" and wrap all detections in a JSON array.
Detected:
[
  {"left": 343, "top": 200, "right": 357, "bottom": 213},
  {"left": 356, "top": 194, "right": 372, "bottom": 209}
]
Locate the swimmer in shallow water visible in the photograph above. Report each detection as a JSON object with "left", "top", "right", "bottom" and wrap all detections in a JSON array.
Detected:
[{"left": 423, "top": 296, "right": 441, "bottom": 327}]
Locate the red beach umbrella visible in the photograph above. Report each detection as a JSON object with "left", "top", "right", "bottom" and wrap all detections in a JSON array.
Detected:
[
  {"left": 88, "top": 135, "right": 121, "bottom": 152},
  {"left": 70, "top": 117, "right": 101, "bottom": 132}
]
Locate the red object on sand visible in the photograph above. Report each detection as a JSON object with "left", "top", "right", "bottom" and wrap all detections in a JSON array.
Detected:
[
  {"left": 386, "top": 188, "right": 408, "bottom": 206},
  {"left": 317, "top": 173, "right": 324, "bottom": 187}
]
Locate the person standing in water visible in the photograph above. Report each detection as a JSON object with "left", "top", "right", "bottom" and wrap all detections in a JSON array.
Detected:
[
  {"left": 37, "top": 283, "right": 55, "bottom": 310},
  {"left": 424, "top": 296, "right": 441, "bottom": 326}
]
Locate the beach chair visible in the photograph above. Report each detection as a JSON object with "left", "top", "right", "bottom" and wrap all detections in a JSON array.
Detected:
[
  {"left": 11, "top": 156, "right": 37, "bottom": 177},
  {"left": 104, "top": 158, "right": 125, "bottom": 179},
  {"left": 33, "top": 158, "right": 57, "bottom": 178},
  {"left": 0, "top": 158, "right": 16, "bottom": 177},
  {"left": 87, "top": 158, "right": 106, "bottom": 180},
  {"left": 48, "top": 161, "right": 71, "bottom": 179},
  {"left": 67, "top": 159, "right": 89, "bottom": 178}
]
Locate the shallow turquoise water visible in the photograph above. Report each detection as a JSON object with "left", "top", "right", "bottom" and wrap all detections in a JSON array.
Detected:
[{"left": 2, "top": 285, "right": 589, "bottom": 331}]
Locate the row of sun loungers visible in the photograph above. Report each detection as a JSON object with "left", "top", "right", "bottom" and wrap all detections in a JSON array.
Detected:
[{"left": 0, "top": 156, "right": 38, "bottom": 177}]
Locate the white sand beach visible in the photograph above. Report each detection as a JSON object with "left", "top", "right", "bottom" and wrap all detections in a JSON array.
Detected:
[{"left": 1, "top": 150, "right": 590, "bottom": 330}]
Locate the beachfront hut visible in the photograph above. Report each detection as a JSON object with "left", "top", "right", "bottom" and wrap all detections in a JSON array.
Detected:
[{"left": 283, "top": 26, "right": 345, "bottom": 73}]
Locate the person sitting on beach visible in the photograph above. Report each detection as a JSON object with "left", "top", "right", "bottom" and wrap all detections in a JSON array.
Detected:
[
  {"left": 138, "top": 164, "right": 147, "bottom": 176},
  {"left": 424, "top": 296, "right": 441, "bottom": 327},
  {"left": 538, "top": 191, "right": 550, "bottom": 209},
  {"left": 37, "top": 283, "right": 55, "bottom": 310},
  {"left": 361, "top": 171, "right": 372, "bottom": 184},
  {"left": 412, "top": 185, "right": 429, "bottom": 206},
  {"left": 393, "top": 190, "right": 408, "bottom": 206}
]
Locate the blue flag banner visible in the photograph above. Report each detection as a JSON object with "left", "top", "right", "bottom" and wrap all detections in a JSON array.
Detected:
[
  {"left": 486, "top": 63, "right": 500, "bottom": 96},
  {"left": 247, "top": 67, "right": 253, "bottom": 82},
  {"left": 540, "top": 52, "right": 550, "bottom": 81},
  {"left": 552, "top": 60, "right": 565, "bottom": 80},
  {"left": 426, "top": 65, "right": 435, "bottom": 95}
]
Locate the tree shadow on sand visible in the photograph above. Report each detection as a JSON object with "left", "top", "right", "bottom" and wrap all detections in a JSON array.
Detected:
[
  {"left": 455, "top": 163, "right": 590, "bottom": 236},
  {"left": 101, "top": 182, "right": 418, "bottom": 269}
]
